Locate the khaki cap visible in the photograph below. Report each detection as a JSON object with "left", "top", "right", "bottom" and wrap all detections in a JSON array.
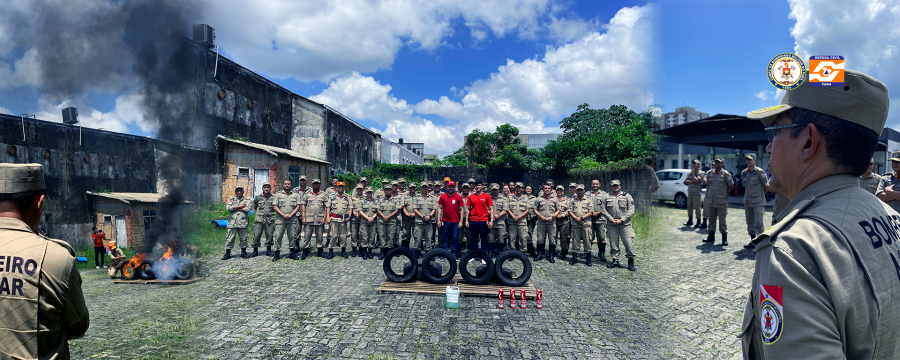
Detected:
[
  {"left": 0, "top": 164, "right": 46, "bottom": 193},
  {"left": 355, "top": 184, "right": 363, "bottom": 189},
  {"left": 556, "top": 185, "right": 564, "bottom": 190},
  {"left": 420, "top": 182, "right": 429, "bottom": 187},
  {"left": 610, "top": 180, "right": 621, "bottom": 186},
  {"left": 461, "top": 183, "right": 470, "bottom": 188},
  {"left": 398, "top": 178, "right": 406, "bottom": 182},
  {"left": 311, "top": 178, "right": 321, "bottom": 184},
  {"left": 408, "top": 183, "right": 417, "bottom": 188},
  {"left": 890, "top": 151, "right": 900, "bottom": 162},
  {"left": 298, "top": 175, "right": 307, "bottom": 181},
  {"left": 390, "top": 181, "right": 398, "bottom": 186},
  {"left": 515, "top": 182, "right": 524, "bottom": 187},
  {"left": 714, "top": 157, "right": 724, "bottom": 163},
  {"left": 382, "top": 179, "right": 390, "bottom": 184},
  {"left": 692, "top": 159, "right": 701, "bottom": 164},
  {"left": 359, "top": 177, "right": 367, "bottom": 182},
  {"left": 744, "top": 153, "right": 756, "bottom": 161},
  {"left": 490, "top": 183, "right": 500, "bottom": 190},
  {"left": 365, "top": 187, "right": 373, "bottom": 193},
  {"left": 747, "top": 70, "right": 889, "bottom": 135},
  {"left": 234, "top": 185, "right": 244, "bottom": 190},
  {"left": 568, "top": 183, "right": 576, "bottom": 188},
  {"left": 262, "top": 182, "right": 271, "bottom": 187},
  {"left": 468, "top": 178, "right": 476, "bottom": 183},
  {"left": 576, "top": 184, "right": 585, "bottom": 190},
  {"left": 383, "top": 184, "right": 391, "bottom": 189}
]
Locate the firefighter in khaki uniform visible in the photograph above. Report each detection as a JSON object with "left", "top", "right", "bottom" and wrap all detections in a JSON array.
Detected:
[
  {"left": 568, "top": 184, "right": 594, "bottom": 266},
  {"left": 301, "top": 179, "right": 329, "bottom": 260},
  {"left": 601, "top": 180, "right": 636, "bottom": 271},
  {"left": 0, "top": 163, "right": 89, "bottom": 360},
  {"left": 876, "top": 151, "right": 900, "bottom": 213},
  {"left": 683, "top": 160, "right": 704, "bottom": 227},
  {"left": 554, "top": 185, "right": 572, "bottom": 260},
  {"left": 223, "top": 186, "right": 253, "bottom": 260},
  {"left": 533, "top": 184, "right": 560, "bottom": 263},
  {"left": 327, "top": 182, "right": 352, "bottom": 258},
  {"left": 400, "top": 182, "right": 417, "bottom": 248},
  {"left": 507, "top": 183, "right": 531, "bottom": 254},
  {"left": 589, "top": 180, "right": 609, "bottom": 262},
  {"left": 740, "top": 70, "right": 899, "bottom": 359},
  {"left": 272, "top": 180, "right": 300, "bottom": 262},
  {"left": 858, "top": 157, "right": 881, "bottom": 195},
  {"left": 349, "top": 184, "right": 364, "bottom": 257},
  {"left": 251, "top": 183, "right": 276, "bottom": 257},
  {"left": 354, "top": 187, "right": 379, "bottom": 260},
  {"left": 489, "top": 184, "right": 510, "bottom": 255},
  {"left": 740, "top": 153, "right": 768, "bottom": 248},
  {"left": 413, "top": 182, "right": 436, "bottom": 255},
  {"left": 458, "top": 181, "right": 473, "bottom": 251},
  {"left": 376, "top": 185, "right": 401, "bottom": 260},
  {"left": 702, "top": 157, "right": 734, "bottom": 246},
  {"left": 374, "top": 179, "right": 389, "bottom": 199}
]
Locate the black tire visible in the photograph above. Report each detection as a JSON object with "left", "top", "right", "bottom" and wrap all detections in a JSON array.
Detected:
[
  {"left": 674, "top": 192, "right": 687, "bottom": 208},
  {"left": 121, "top": 261, "right": 139, "bottom": 280},
  {"left": 383, "top": 247, "right": 418, "bottom": 283},
  {"left": 138, "top": 260, "right": 155, "bottom": 280},
  {"left": 420, "top": 249, "right": 457, "bottom": 284},
  {"left": 494, "top": 250, "right": 532, "bottom": 287},
  {"left": 175, "top": 260, "right": 194, "bottom": 280},
  {"left": 458, "top": 249, "right": 494, "bottom": 285}
]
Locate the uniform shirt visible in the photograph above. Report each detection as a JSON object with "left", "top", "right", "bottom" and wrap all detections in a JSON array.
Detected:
[
  {"left": 859, "top": 173, "right": 882, "bottom": 195},
  {"left": 355, "top": 199, "right": 379, "bottom": 223},
  {"left": 400, "top": 193, "right": 417, "bottom": 218},
  {"left": 590, "top": 190, "right": 609, "bottom": 224},
  {"left": 0, "top": 217, "right": 90, "bottom": 359},
  {"left": 378, "top": 196, "right": 401, "bottom": 223},
  {"left": 705, "top": 169, "right": 734, "bottom": 207},
  {"left": 325, "top": 186, "right": 336, "bottom": 197},
  {"left": 107, "top": 247, "right": 126, "bottom": 265},
  {"left": 274, "top": 191, "right": 300, "bottom": 224},
  {"left": 569, "top": 196, "right": 594, "bottom": 227},
  {"left": 601, "top": 192, "right": 635, "bottom": 226},
  {"left": 252, "top": 193, "right": 276, "bottom": 219},
  {"left": 555, "top": 196, "right": 570, "bottom": 223},
  {"left": 292, "top": 186, "right": 312, "bottom": 197},
  {"left": 526, "top": 194, "right": 537, "bottom": 220},
  {"left": 687, "top": 169, "right": 706, "bottom": 195},
  {"left": 428, "top": 194, "right": 440, "bottom": 224},
  {"left": 741, "top": 174, "right": 900, "bottom": 359},
  {"left": 492, "top": 195, "right": 510, "bottom": 223},
  {"left": 329, "top": 193, "right": 352, "bottom": 222},
  {"left": 351, "top": 196, "right": 365, "bottom": 223},
  {"left": 226, "top": 196, "right": 253, "bottom": 228},
  {"left": 772, "top": 192, "right": 790, "bottom": 222},
  {"left": 876, "top": 172, "right": 900, "bottom": 213},
  {"left": 303, "top": 190, "right": 329, "bottom": 224},
  {"left": 742, "top": 167, "right": 769, "bottom": 208},
  {"left": 413, "top": 194, "right": 436, "bottom": 224},
  {"left": 533, "top": 195, "right": 558, "bottom": 223},
  {"left": 374, "top": 188, "right": 386, "bottom": 200},
  {"left": 507, "top": 195, "right": 531, "bottom": 224}
]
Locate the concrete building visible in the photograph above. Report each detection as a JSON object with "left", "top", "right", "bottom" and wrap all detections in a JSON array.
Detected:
[
  {"left": 661, "top": 106, "right": 709, "bottom": 129},
  {"left": 400, "top": 140, "right": 424, "bottom": 158},
  {"left": 380, "top": 137, "right": 424, "bottom": 165},
  {"left": 215, "top": 135, "right": 330, "bottom": 200},
  {"left": 423, "top": 154, "right": 438, "bottom": 166},
  {"left": 517, "top": 133, "right": 561, "bottom": 149},
  {"left": 87, "top": 192, "right": 193, "bottom": 249}
]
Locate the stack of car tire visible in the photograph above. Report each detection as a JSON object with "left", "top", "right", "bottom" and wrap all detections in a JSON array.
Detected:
[{"left": 383, "top": 248, "right": 532, "bottom": 287}]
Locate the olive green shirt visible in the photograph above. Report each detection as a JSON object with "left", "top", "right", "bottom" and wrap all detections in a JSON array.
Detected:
[
  {"left": 533, "top": 195, "right": 559, "bottom": 223},
  {"left": 507, "top": 194, "right": 531, "bottom": 224},
  {"left": 302, "top": 190, "right": 329, "bottom": 224},
  {"left": 876, "top": 172, "right": 900, "bottom": 213},
  {"left": 569, "top": 196, "right": 594, "bottom": 227},
  {"left": 252, "top": 193, "right": 276, "bottom": 219},
  {"left": 601, "top": 192, "right": 635, "bottom": 226},
  {"left": 687, "top": 169, "right": 705, "bottom": 195},
  {"left": 273, "top": 191, "right": 300, "bottom": 225},
  {"left": 858, "top": 173, "right": 882, "bottom": 195},
  {"left": 705, "top": 169, "right": 734, "bottom": 207},
  {"left": 742, "top": 167, "right": 769, "bottom": 208}
]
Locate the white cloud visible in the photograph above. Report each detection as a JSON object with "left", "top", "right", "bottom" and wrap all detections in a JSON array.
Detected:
[
  {"left": 0, "top": 105, "right": 10, "bottom": 115},
  {"left": 755, "top": 90, "right": 773, "bottom": 100},
  {"left": 546, "top": 16, "right": 599, "bottom": 43},
  {"left": 24, "top": 92, "right": 152, "bottom": 134},
  {"left": 789, "top": 0, "right": 900, "bottom": 126},
  {"left": 309, "top": 4, "right": 656, "bottom": 155}
]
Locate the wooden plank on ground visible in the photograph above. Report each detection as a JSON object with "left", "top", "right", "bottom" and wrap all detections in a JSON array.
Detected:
[
  {"left": 378, "top": 274, "right": 536, "bottom": 299},
  {"left": 113, "top": 278, "right": 201, "bottom": 285}
]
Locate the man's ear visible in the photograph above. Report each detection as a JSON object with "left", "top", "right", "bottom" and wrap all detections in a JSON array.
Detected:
[{"left": 799, "top": 124, "right": 824, "bottom": 162}]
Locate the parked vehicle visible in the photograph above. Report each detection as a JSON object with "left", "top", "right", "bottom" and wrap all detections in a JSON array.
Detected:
[{"left": 653, "top": 169, "right": 706, "bottom": 208}]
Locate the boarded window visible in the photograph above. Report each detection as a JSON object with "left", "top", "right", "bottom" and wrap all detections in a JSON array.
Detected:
[
  {"left": 143, "top": 209, "right": 157, "bottom": 230},
  {"left": 238, "top": 167, "right": 250, "bottom": 178}
]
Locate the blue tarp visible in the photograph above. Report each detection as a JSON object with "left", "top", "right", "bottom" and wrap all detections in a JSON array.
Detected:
[
  {"left": 75, "top": 256, "right": 88, "bottom": 263},
  {"left": 211, "top": 220, "right": 228, "bottom": 229}
]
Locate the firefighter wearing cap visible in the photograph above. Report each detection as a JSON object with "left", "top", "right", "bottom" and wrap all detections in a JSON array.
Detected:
[
  {"left": 292, "top": 175, "right": 312, "bottom": 197},
  {"left": 589, "top": 180, "right": 609, "bottom": 262},
  {"left": 354, "top": 187, "right": 379, "bottom": 259},
  {"left": 739, "top": 70, "right": 899, "bottom": 359},
  {"left": 375, "top": 179, "right": 389, "bottom": 199},
  {"left": 223, "top": 186, "right": 254, "bottom": 260},
  {"left": 568, "top": 184, "right": 594, "bottom": 266},
  {"left": 507, "top": 182, "right": 531, "bottom": 254},
  {"left": 349, "top": 184, "right": 364, "bottom": 256},
  {"left": 533, "top": 183, "right": 560, "bottom": 263},
  {"left": 489, "top": 183, "right": 510, "bottom": 255},
  {"left": 327, "top": 182, "right": 352, "bottom": 258},
  {"left": 601, "top": 179, "right": 636, "bottom": 270},
  {"left": 413, "top": 182, "right": 436, "bottom": 254},
  {"left": 107, "top": 241, "right": 126, "bottom": 278},
  {"left": 555, "top": 185, "right": 572, "bottom": 259},
  {"left": 377, "top": 184, "right": 402, "bottom": 259},
  {"left": 272, "top": 179, "right": 300, "bottom": 261},
  {"left": 876, "top": 151, "right": 900, "bottom": 213},
  {"left": 702, "top": 157, "right": 734, "bottom": 246},
  {"left": 525, "top": 185, "right": 538, "bottom": 256},
  {"left": 0, "top": 164, "right": 89, "bottom": 359},
  {"left": 400, "top": 182, "right": 417, "bottom": 249},
  {"left": 683, "top": 160, "right": 705, "bottom": 227},
  {"left": 300, "top": 179, "right": 330, "bottom": 259},
  {"left": 326, "top": 177, "right": 339, "bottom": 197},
  {"left": 859, "top": 158, "right": 881, "bottom": 195},
  {"left": 251, "top": 182, "right": 276, "bottom": 257},
  {"left": 741, "top": 153, "right": 769, "bottom": 246}
]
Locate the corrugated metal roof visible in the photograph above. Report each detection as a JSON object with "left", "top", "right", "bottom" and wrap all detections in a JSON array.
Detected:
[
  {"left": 216, "top": 135, "right": 330, "bottom": 164},
  {"left": 87, "top": 192, "right": 194, "bottom": 204}
]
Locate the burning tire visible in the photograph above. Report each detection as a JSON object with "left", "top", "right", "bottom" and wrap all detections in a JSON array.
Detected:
[
  {"left": 383, "top": 247, "right": 418, "bottom": 283},
  {"left": 494, "top": 250, "right": 532, "bottom": 287},
  {"left": 458, "top": 250, "right": 494, "bottom": 285},
  {"left": 121, "top": 262, "right": 139, "bottom": 280},
  {"left": 138, "top": 260, "right": 156, "bottom": 280},
  {"left": 174, "top": 260, "right": 194, "bottom": 280},
  {"left": 420, "top": 249, "right": 457, "bottom": 284}
]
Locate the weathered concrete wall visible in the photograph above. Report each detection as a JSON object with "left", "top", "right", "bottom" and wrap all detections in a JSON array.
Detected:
[
  {"left": 380, "top": 137, "right": 423, "bottom": 165},
  {"left": 290, "top": 96, "right": 327, "bottom": 160},
  {"left": 322, "top": 108, "right": 377, "bottom": 175}
]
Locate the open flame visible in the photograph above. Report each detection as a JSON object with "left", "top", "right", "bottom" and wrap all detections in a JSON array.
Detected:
[{"left": 120, "top": 238, "right": 194, "bottom": 281}]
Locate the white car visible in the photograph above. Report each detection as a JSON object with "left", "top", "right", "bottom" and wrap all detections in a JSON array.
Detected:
[{"left": 653, "top": 169, "right": 705, "bottom": 208}]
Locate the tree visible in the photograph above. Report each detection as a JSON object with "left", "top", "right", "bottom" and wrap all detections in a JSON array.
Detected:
[{"left": 443, "top": 124, "right": 535, "bottom": 169}]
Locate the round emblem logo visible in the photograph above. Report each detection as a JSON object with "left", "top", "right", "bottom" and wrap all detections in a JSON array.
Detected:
[
  {"left": 768, "top": 53, "right": 806, "bottom": 90},
  {"left": 760, "top": 298, "right": 783, "bottom": 344}
]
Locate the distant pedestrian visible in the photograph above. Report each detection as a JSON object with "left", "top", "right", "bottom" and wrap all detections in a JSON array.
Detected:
[{"left": 92, "top": 227, "right": 107, "bottom": 269}]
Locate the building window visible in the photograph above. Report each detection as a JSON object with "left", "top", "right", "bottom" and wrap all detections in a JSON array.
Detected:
[
  {"left": 103, "top": 215, "right": 112, "bottom": 224},
  {"left": 288, "top": 166, "right": 301, "bottom": 187},
  {"left": 143, "top": 209, "right": 157, "bottom": 230},
  {"left": 237, "top": 167, "right": 250, "bottom": 178}
]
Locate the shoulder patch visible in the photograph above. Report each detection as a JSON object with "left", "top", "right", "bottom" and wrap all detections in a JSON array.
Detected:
[{"left": 759, "top": 284, "right": 784, "bottom": 345}]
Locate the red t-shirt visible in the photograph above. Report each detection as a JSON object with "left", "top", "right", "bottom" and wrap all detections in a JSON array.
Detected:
[
  {"left": 93, "top": 233, "right": 103, "bottom": 247},
  {"left": 438, "top": 192, "right": 464, "bottom": 223},
  {"left": 466, "top": 192, "right": 493, "bottom": 222}
]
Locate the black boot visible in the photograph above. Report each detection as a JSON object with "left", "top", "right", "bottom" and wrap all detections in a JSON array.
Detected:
[
  {"left": 744, "top": 235, "right": 755, "bottom": 249},
  {"left": 364, "top": 248, "right": 371, "bottom": 260},
  {"left": 585, "top": 253, "right": 592, "bottom": 267},
  {"left": 535, "top": 245, "right": 544, "bottom": 261},
  {"left": 598, "top": 243, "right": 607, "bottom": 262},
  {"left": 251, "top": 247, "right": 259, "bottom": 257},
  {"left": 352, "top": 247, "right": 358, "bottom": 257},
  {"left": 703, "top": 232, "right": 715, "bottom": 243},
  {"left": 697, "top": 218, "right": 707, "bottom": 229},
  {"left": 272, "top": 250, "right": 281, "bottom": 262},
  {"left": 560, "top": 248, "right": 568, "bottom": 260},
  {"left": 288, "top": 248, "right": 299, "bottom": 260},
  {"left": 221, "top": 249, "right": 232, "bottom": 260},
  {"left": 240, "top": 248, "right": 251, "bottom": 259},
  {"left": 569, "top": 252, "right": 578, "bottom": 265},
  {"left": 721, "top": 232, "right": 728, "bottom": 246},
  {"left": 627, "top": 258, "right": 635, "bottom": 271},
  {"left": 266, "top": 246, "right": 273, "bottom": 256},
  {"left": 378, "top": 248, "right": 386, "bottom": 260},
  {"left": 579, "top": 253, "right": 586, "bottom": 259},
  {"left": 316, "top": 248, "right": 324, "bottom": 258},
  {"left": 526, "top": 243, "right": 535, "bottom": 257},
  {"left": 328, "top": 249, "right": 335, "bottom": 259},
  {"left": 548, "top": 245, "right": 556, "bottom": 263},
  {"left": 683, "top": 218, "right": 694, "bottom": 226},
  {"left": 607, "top": 259, "right": 620, "bottom": 268},
  {"left": 341, "top": 248, "right": 348, "bottom": 258},
  {"left": 300, "top": 248, "right": 309, "bottom": 260}
]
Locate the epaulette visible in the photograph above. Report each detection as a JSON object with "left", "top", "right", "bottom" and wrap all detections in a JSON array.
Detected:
[{"left": 47, "top": 237, "right": 77, "bottom": 257}]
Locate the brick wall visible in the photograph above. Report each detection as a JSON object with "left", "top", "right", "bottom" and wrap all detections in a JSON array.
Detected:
[{"left": 221, "top": 142, "right": 329, "bottom": 203}]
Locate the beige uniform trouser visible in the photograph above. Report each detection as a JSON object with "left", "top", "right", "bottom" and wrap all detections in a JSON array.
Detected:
[
  {"left": 708, "top": 206, "right": 728, "bottom": 233},
  {"left": 534, "top": 221, "right": 556, "bottom": 247},
  {"left": 401, "top": 216, "right": 415, "bottom": 246},
  {"left": 570, "top": 224, "right": 591, "bottom": 254},
  {"left": 556, "top": 221, "right": 570, "bottom": 250},
  {"left": 360, "top": 222, "right": 377, "bottom": 248},
  {"left": 378, "top": 219, "right": 398, "bottom": 248},
  {"left": 507, "top": 220, "right": 528, "bottom": 250},
  {"left": 225, "top": 228, "right": 249, "bottom": 250},
  {"left": 459, "top": 222, "right": 469, "bottom": 248},
  {"left": 350, "top": 221, "right": 360, "bottom": 248},
  {"left": 608, "top": 225, "right": 636, "bottom": 260},
  {"left": 251, "top": 217, "right": 275, "bottom": 248},
  {"left": 330, "top": 221, "right": 348, "bottom": 249},
  {"left": 702, "top": 195, "right": 709, "bottom": 219},
  {"left": 489, "top": 223, "right": 507, "bottom": 245},
  {"left": 744, "top": 206, "right": 765, "bottom": 236},
  {"left": 590, "top": 219, "right": 606, "bottom": 245},
  {"left": 687, "top": 194, "right": 702, "bottom": 220},
  {"left": 272, "top": 221, "right": 296, "bottom": 250},
  {"left": 301, "top": 224, "right": 324, "bottom": 249},
  {"left": 413, "top": 222, "right": 433, "bottom": 251}
]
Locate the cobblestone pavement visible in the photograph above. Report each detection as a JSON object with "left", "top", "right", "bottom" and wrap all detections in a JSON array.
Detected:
[{"left": 71, "top": 205, "right": 761, "bottom": 360}]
